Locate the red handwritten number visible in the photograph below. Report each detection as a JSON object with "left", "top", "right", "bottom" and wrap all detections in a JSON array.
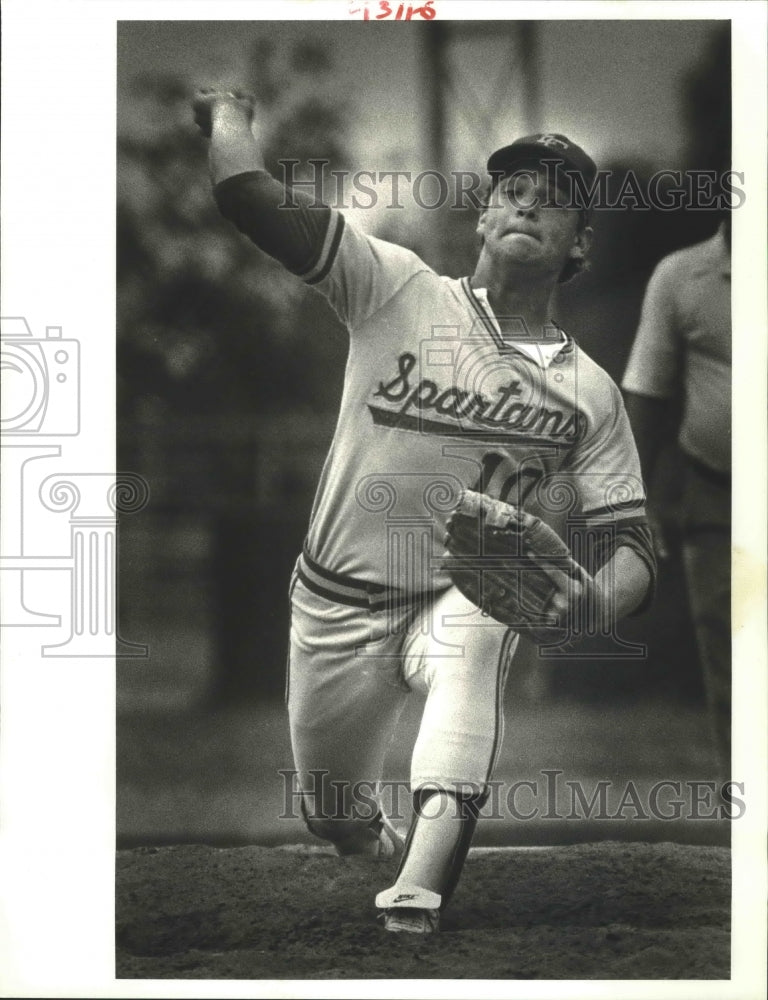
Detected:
[{"left": 351, "top": 0, "right": 435, "bottom": 17}]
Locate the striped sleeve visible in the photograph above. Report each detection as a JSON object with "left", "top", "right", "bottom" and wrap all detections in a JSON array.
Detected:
[
  {"left": 214, "top": 170, "right": 430, "bottom": 330},
  {"left": 214, "top": 171, "right": 343, "bottom": 281},
  {"left": 577, "top": 521, "right": 657, "bottom": 615},
  {"left": 567, "top": 380, "right": 648, "bottom": 527}
]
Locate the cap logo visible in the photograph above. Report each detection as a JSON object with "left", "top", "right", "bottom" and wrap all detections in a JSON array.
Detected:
[{"left": 536, "top": 135, "right": 569, "bottom": 150}]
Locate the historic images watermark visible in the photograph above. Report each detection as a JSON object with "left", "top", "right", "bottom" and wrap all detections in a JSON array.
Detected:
[
  {"left": 278, "top": 769, "right": 745, "bottom": 823},
  {"left": 0, "top": 316, "right": 148, "bottom": 656},
  {"left": 277, "top": 159, "right": 745, "bottom": 213}
]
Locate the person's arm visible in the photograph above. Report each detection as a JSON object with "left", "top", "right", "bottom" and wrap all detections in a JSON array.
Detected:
[
  {"left": 593, "top": 543, "right": 652, "bottom": 619},
  {"left": 192, "top": 89, "right": 343, "bottom": 284},
  {"left": 551, "top": 374, "right": 657, "bottom": 635},
  {"left": 621, "top": 257, "right": 685, "bottom": 560},
  {"left": 538, "top": 535, "right": 653, "bottom": 648},
  {"left": 622, "top": 255, "right": 683, "bottom": 466},
  {"left": 528, "top": 535, "right": 652, "bottom": 648},
  {"left": 192, "top": 88, "right": 431, "bottom": 326}
]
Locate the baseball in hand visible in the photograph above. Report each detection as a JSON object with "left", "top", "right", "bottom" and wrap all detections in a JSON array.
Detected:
[{"left": 192, "top": 88, "right": 255, "bottom": 137}]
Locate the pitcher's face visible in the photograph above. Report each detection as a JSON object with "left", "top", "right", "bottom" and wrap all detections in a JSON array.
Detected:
[{"left": 477, "top": 169, "right": 591, "bottom": 276}]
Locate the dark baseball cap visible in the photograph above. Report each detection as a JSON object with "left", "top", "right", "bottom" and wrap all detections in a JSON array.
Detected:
[{"left": 487, "top": 133, "right": 597, "bottom": 187}]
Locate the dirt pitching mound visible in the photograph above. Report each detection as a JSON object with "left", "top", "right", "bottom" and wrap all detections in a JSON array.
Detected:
[{"left": 116, "top": 841, "right": 729, "bottom": 980}]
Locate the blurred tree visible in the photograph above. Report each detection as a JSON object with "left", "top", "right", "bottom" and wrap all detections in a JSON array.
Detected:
[
  {"left": 117, "top": 40, "right": 352, "bottom": 704},
  {"left": 117, "top": 49, "right": 351, "bottom": 422}
]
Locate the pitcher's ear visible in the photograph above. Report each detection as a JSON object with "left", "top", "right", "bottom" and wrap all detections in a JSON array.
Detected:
[{"left": 569, "top": 224, "right": 593, "bottom": 261}]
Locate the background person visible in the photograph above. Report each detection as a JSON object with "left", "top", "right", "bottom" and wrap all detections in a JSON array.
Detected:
[{"left": 623, "top": 215, "right": 731, "bottom": 778}]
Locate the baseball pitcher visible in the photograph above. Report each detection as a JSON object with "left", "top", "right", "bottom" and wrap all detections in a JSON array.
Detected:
[{"left": 193, "top": 90, "right": 656, "bottom": 934}]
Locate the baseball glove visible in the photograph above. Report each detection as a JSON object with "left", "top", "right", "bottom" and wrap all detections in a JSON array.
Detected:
[{"left": 443, "top": 489, "right": 593, "bottom": 644}]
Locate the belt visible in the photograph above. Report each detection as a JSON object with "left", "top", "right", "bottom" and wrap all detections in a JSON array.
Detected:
[{"left": 297, "top": 547, "right": 436, "bottom": 612}]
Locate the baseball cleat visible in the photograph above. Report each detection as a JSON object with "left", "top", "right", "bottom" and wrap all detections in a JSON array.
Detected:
[
  {"left": 382, "top": 907, "right": 440, "bottom": 934},
  {"left": 375, "top": 885, "right": 442, "bottom": 934}
]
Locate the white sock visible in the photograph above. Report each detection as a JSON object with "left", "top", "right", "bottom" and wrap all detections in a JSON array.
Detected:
[{"left": 395, "top": 791, "right": 474, "bottom": 896}]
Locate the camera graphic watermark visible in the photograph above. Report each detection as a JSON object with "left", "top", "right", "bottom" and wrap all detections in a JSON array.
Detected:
[
  {"left": 1, "top": 317, "right": 80, "bottom": 435},
  {"left": 1, "top": 316, "right": 147, "bottom": 656},
  {"left": 348, "top": 320, "right": 647, "bottom": 658}
]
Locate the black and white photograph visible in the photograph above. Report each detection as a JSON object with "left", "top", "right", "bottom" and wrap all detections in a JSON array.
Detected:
[{"left": 1, "top": 1, "right": 767, "bottom": 996}]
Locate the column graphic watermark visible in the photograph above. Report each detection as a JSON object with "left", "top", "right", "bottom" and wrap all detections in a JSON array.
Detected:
[{"left": 1, "top": 316, "right": 148, "bottom": 656}]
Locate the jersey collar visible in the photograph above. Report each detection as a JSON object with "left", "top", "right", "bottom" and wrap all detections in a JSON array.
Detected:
[{"left": 460, "top": 277, "right": 573, "bottom": 369}]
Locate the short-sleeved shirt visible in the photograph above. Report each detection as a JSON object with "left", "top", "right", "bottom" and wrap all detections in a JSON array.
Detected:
[
  {"left": 298, "top": 212, "right": 648, "bottom": 591},
  {"left": 622, "top": 225, "right": 731, "bottom": 475}
]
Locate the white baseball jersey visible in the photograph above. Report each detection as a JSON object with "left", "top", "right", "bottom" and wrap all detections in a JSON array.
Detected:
[
  {"left": 298, "top": 212, "right": 647, "bottom": 592},
  {"left": 212, "top": 152, "right": 654, "bottom": 911}
]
